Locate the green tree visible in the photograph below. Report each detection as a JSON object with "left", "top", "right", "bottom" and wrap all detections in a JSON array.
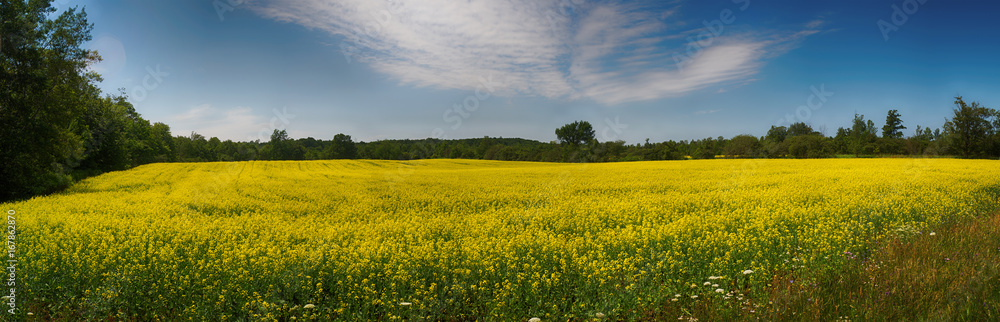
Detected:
[
  {"left": 149, "top": 122, "right": 175, "bottom": 162},
  {"left": 787, "top": 122, "right": 817, "bottom": 137},
  {"left": 761, "top": 126, "right": 789, "bottom": 157},
  {"left": 882, "top": 109, "right": 906, "bottom": 139},
  {"left": 849, "top": 113, "right": 877, "bottom": 156},
  {"left": 1, "top": 2, "right": 98, "bottom": 200},
  {"left": 788, "top": 135, "right": 831, "bottom": 158},
  {"left": 216, "top": 140, "right": 237, "bottom": 161},
  {"left": 370, "top": 140, "right": 402, "bottom": 160},
  {"left": 176, "top": 132, "right": 209, "bottom": 161},
  {"left": 206, "top": 137, "right": 222, "bottom": 161},
  {"left": 77, "top": 95, "right": 131, "bottom": 171},
  {"left": 326, "top": 133, "right": 357, "bottom": 159},
  {"left": 263, "top": 129, "right": 305, "bottom": 160},
  {"left": 765, "top": 126, "right": 788, "bottom": 142},
  {"left": 555, "top": 121, "right": 595, "bottom": 146},
  {"left": 832, "top": 127, "right": 850, "bottom": 154},
  {"left": 724, "top": 134, "right": 760, "bottom": 158},
  {"left": 904, "top": 125, "right": 936, "bottom": 156},
  {"left": 943, "top": 96, "right": 997, "bottom": 158}
]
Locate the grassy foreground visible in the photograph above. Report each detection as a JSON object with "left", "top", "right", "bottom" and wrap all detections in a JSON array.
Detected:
[
  {"left": 658, "top": 210, "right": 1000, "bottom": 321},
  {"left": 2, "top": 159, "right": 998, "bottom": 320}
]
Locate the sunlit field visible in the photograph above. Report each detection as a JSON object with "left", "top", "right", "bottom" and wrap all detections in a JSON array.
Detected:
[{"left": 6, "top": 159, "right": 999, "bottom": 320}]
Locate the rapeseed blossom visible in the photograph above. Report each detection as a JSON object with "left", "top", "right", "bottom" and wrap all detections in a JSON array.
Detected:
[{"left": 4, "top": 158, "right": 996, "bottom": 320}]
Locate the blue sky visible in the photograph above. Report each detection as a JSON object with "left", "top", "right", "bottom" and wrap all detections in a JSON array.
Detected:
[{"left": 66, "top": 0, "right": 1000, "bottom": 143}]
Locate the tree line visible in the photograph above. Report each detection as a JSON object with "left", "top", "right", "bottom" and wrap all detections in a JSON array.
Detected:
[
  {"left": 2, "top": 1, "right": 999, "bottom": 202},
  {"left": 162, "top": 97, "right": 998, "bottom": 166}
]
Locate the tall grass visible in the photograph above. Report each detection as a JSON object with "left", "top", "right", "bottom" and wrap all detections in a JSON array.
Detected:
[{"left": 655, "top": 210, "right": 1000, "bottom": 321}]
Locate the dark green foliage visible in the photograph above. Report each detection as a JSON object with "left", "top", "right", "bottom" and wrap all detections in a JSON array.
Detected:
[
  {"left": 943, "top": 96, "right": 998, "bottom": 158},
  {"left": 787, "top": 122, "right": 818, "bottom": 137},
  {"left": 882, "top": 109, "right": 906, "bottom": 139},
  {"left": 724, "top": 134, "right": 760, "bottom": 158},
  {"left": 765, "top": 126, "right": 788, "bottom": 142},
  {"left": 1, "top": 1, "right": 168, "bottom": 201},
  {"left": 849, "top": 113, "right": 878, "bottom": 156},
  {"left": 262, "top": 129, "right": 305, "bottom": 160},
  {"left": 195, "top": 109, "right": 987, "bottom": 164},
  {"left": 325, "top": 133, "right": 357, "bottom": 159},
  {"left": 555, "top": 121, "right": 595, "bottom": 146},
  {"left": 787, "top": 134, "right": 832, "bottom": 158},
  {"left": 1, "top": 1, "right": 91, "bottom": 200},
  {"left": 877, "top": 110, "right": 907, "bottom": 154},
  {"left": 832, "top": 127, "right": 850, "bottom": 155},
  {"left": 761, "top": 126, "right": 789, "bottom": 157}
]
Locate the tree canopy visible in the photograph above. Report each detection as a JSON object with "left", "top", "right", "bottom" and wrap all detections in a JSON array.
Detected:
[
  {"left": 943, "top": 96, "right": 998, "bottom": 158},
  {"left": 555, "top": 121, "right": 595, "bottom": 146},
  {"left": 326, "top": 133, "right": 357, "bottom": 159},
  {"left": 1, "top": 1, "right": 173, "bottom": 201},
  {"left": 882, "top": 109, "right": 906, "bottom": 139}
]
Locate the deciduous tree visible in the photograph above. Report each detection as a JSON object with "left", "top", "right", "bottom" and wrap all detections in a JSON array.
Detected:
[
  {"left": 943, "top": 96, "right": 996, "bottom": 158},
  {"left": 555, "top": 121, "right": 595, "bottom": 146}
]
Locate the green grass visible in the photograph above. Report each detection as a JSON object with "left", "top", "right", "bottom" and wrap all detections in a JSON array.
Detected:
[{"left": 650, "top": 210, "right": 1000, "bottom": 321}]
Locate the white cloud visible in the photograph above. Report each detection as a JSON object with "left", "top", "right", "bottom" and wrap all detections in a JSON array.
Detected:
[
  {"left": 805, "top": 19, "right": 825, "bottom": 29},
  {"left": 170, "top": 104, "right": 270, "bottom": 140},
  {"left": 249, "top": 0, "right": 817, "bottom": 105}
]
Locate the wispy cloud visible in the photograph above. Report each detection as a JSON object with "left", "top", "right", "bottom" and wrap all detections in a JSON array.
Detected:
[{"left": 250, "top": 0, "right": 819, "bottom": 105}]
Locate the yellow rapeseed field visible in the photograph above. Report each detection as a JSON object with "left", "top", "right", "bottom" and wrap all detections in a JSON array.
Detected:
[{"left": 4, "top": 159, "right": 999, "bottom": 320}]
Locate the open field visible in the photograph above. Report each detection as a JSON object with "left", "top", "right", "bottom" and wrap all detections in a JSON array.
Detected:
[{"left": 4, "top": 159, "right": 1000, "bottom": 320}]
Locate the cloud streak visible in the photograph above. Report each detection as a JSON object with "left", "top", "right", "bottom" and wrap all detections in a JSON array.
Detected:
[{"left": 249, "top": 0, "right": 817, "bottom": 105}]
